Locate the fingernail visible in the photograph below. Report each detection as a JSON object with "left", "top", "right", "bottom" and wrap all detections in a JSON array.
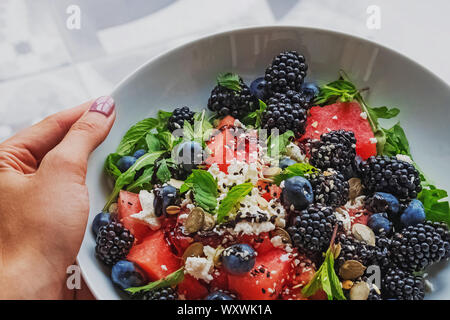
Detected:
[{"left": 89, "top": 96, "right": 115, "bottom": 117}]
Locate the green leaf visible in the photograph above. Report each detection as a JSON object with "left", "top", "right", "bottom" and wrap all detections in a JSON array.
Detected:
[
  {"left": 145, "top": 133, "right": 162, "bottom": 153},
  {"left": 126, "top": 166, "right": 155, "bottom": 193},
  {"left": 314, "top": 80, "right": 359, "bottom": 105},
  {"left": 156, "top": 159, "right": 171, "bottom": 183},
  {"left": 267, "top": 130, "right": 294, "bottom": 158},
  {"left": 180, "top": 170, "right": 218, "bottom": 212},
  {"left": 104, "top": 153, "right": 122, "bottom": 179},
  {"left": 302, "top": 247, "right": 346, "bottom": 300},
  {"left": 217, "top": 183, "right": 253, "bottom": 223},
  {"left": 116, "top": 118, "right": 158, "bottom": 156},
  {"left": 217, "top": 72, "right": 241, "bottom": 92},
  {"left": 418, "top": 185, "right": 450, "bottom": 226},
  {"left": 103, "top": 151, "right": 165, "bottom": 211},
  {"left": 273, "top": 163, "right": 319, "bottom": 185},
  {"left": 126, "top": 268, "right": 184, "bottom": 294},
  {"left": 156, "top": 110, "right": 173, "bottom": 132},
  {"left": 382, "top": 122, "right": 411, "bottom": 157},
  {"left": 242, "top": 100, "right": 267, "bottom": 128},
  {"left": 367, "top": 106, "right": 400, "bottom": 120}
]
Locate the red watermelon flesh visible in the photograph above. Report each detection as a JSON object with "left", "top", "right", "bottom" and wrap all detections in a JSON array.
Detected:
[
  {"left": 127, "top": 230, "right": 181, "bottom": 281},
  {"left": 178, "top": 274, "right": 209, "bottom": 300},
  {"left": 302, "top": 101, "right": 377, "bottom": 160},
  {"left": 118, "top": 190, "right": 151, "bottom": 242},
  {"left": 228, "top": 248, "right": 293, "bottom": 300}
]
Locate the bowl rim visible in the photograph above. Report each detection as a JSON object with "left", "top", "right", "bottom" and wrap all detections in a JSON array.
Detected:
[{"left": 80, "top": 25, "right": 450, "bottom": 299}]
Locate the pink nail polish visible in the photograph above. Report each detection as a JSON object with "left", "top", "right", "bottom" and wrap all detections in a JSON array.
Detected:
[{"left": 90, "top": 96, "right": 115, "bottom": 116}]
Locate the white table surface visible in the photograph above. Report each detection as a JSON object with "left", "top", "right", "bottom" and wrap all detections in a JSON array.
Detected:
[{"left": 0, "top": 0, "right": 449, "bottom": 141}]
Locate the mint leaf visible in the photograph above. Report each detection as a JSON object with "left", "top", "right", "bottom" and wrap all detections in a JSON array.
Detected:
[
  {"left": 382, "top": 122, "right": 411, "bottom": 157},
  {"left": 156, "top": 159, "right": 171, "bottom": 183},
  {"left": 156, "top": 110, "right": 173, "bottom": 132},
  {"left": 104, "top": 153, "right": 122, "bottom": 179},
  {"left": 180, "top": 170, "right": 218, "bottom": 212},
  {"left": 217, "top": 183, "right": 253, "bottom": 223},
  {"left": 145, "top": 133, "right": 162, "bottom": 153},
  {"left": 126, "top": 267, "right": 184, "bottom": 294},
  {"left": 273, "top": 163, "right": 319, "bottom": 185},
  {"left": 217, "top": 72, "right": 241, "bottom": 92},
  {"left": 116, "top": 118, "right": 158, "bottom": 156},
  {"left": 267, "top": 130, "right": 294, "bottom": 158},
  {"left": 367, "top": 106, "right": 400, "bottom": 120},
  {"left": 242, "top": 100, "right": 267, "bottom": 128},
  {"left": 418, "top": 185, "right": 450, "bottom": 226},
  {"left": 126, "top": 166, "right": 154, "bottom": 192}
]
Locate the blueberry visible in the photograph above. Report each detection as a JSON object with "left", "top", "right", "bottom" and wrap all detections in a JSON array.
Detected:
[
  {"left": 92, "top": 212, "right": 112, "bottom": 236},
  {"left": 133, "top": 149, "right": 146, "bottom": 159},
  {"left": 367, "top": 212, "right": 393, "bottom": 235},
  {"left": 222, "top": 244, "right": 256, "bottom": 275},
  {"left": 400, "top": 199, "right": 426, "bottom": 227},
  {"left": 250, "top": 77, "right": 267, "bottom": 100},
  {"left": 281, "top": 176, "right": 314, "bottom": 210},
  {"left": 366, "top": 192, "right": 400, "bottom": 218},
  {"left": 301, "top": 82, "right": 319, "bottom": 102},
  {"left": 279, "top": 157, "right": 296, "bottom": 170},
  {"left": 117, "top": 156, "right": 137, "bottom": 172},
  {"left": 176, "top": 141, "right": 204, "bottom": 172},
  {"left": 205, "top": 291, "right": 234, "bottom": 300},
  {"left": 154, "top": 184, "right": 179, "bottom": 217},
  {"left": 111, "top": 260, "right": 148, "bottom": 291}
]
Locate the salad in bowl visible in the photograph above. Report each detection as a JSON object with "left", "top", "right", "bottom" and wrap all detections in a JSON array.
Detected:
[{"left": 91, "top": 50, "right": 449, "bottom": 300}]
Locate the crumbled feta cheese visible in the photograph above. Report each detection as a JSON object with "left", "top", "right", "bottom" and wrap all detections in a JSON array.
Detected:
[
  {"left": 270, "top": 235, "right": 284, "bottom": 248},
  {"left": 184, "top": 257, "right": 213, "bottom": 282},
  {"left": 369, "top": 138, "right": 377, "bottom": 144},
  {"left": 311, "top": 121, "right": 318, "bottom": 128},
  {"left": 208, "top": 160, "right": 262, "bottom": 194},
  {"left": 130, "top": 190, "right": 162, "bottom": 230},
  {"left": 396, "top": 154, "right": 413, "bottom": 164},
  {"left": 360, "top": 112, "right": 368, "bottom": 119},
  {"left": 203, "top": 245, "right": 216, "bottom": 262},
  {"left": 280, "top": 254, "right": 291, "bottom": 262},
  {"left": 285, "top": 142, "right": 306, "bottom": 162},
  {"left": 233, "top": 221, "right": 275, "bottom": 235},
  {"left": 332, "top": 115, "right": 338, "bottom": 120},
  {"left": 161, "top": 265, "right": 168, "bottom": 271}
]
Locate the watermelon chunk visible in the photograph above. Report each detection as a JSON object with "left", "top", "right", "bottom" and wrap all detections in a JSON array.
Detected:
[
  {"left": 118, "top": 190, "right": 151, "bottom": 242},
  {"left": 177, "top": 274, "right": 209, "bottom": 300},
  {"left": 228, "top": 248, "right": 293, "bottom": 300},
  {"left": 302, "top": 101, "right": 377, "bottom": 160},
  {"left": 127, "top": 230, "right": 181, "bottom": 281}
]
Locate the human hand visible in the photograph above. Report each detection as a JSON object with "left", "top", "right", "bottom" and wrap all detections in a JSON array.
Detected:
[{"left": 0, "top": 97, "right": 115, "bottom": 299}]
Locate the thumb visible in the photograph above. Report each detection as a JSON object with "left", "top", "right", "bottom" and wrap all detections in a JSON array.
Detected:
[{"left": 40, "top": 96, "right": 116, "bottom": 183}]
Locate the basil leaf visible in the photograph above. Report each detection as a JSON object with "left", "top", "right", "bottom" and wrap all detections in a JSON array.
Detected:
[
  {"left": 267, "top": 130, "right": 294, "bottom": 158},
  {"left": 217, "top": 72, "right": 241, "bottom": 92},
  {"left": 180, "top": 170, "right": 218, "bottom": 212},
  {"left": 104, "top": 153, "right": 122, "bottom": 179},
  {"left": 116, "top": 118, "right": 158, "bottom": 156},
  {"left": 217, "top": 182, "right": 253, "bottom": 223},
  {"left": 274, "top": 163, "right": 319, "bottom": 185},
  {"left": 156, "top": 159, "right": 171, "bottom": 184},
  {"left": 126, "top": 267, "right": 184, "bottom": 294},
  {"left": 103, "top": 151, "right": 165, "bottom": 210}
]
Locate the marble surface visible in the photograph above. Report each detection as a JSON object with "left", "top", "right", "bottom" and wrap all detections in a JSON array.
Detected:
[{"left": 0, "top": 0, "right": 449, "bottom": 141}]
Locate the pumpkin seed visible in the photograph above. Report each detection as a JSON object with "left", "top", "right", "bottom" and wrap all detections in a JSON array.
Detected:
[
  {"left": 108, "top": 203, "right": 118, "bottom": 215},
  {"left": 372, "top": 283, "right": 381, "bottom": 295},
  {"left": 202, "top": 213, "right": 215, "bottom": 231},
  {"left": 270, "top": 227, "right": 292, "bottom": 244},
  {"left": 349, "top": 281, "right": 370, "bottom": 300},
  {"left": 213, "top": 246, "right": 224, "bottom": 267},
  {"left": 182, "top": 242, "right": 204, "bottom": 262},
  {"left": 342, "top": 280, "right": 354, "bottom": 290},
  {"left": 263, "top": 167, "right": 282, "bottom": 178},
  {"left": 333, "top": 243, "right": 342, "bottom": 259},
  {"left": 185, "top": 207, "right": 205, "bottom": 233},
  {"left": 348, "top": 178, "right": 363, "bottom": 202},
  {"left": 352, "top": 223, "right": 376, "bottom": 246},
  {"left": 166, "top": 205, "right": 181, "bottom": 215},
  {"left": 339, "top": 260, "right": 366, "bottom": 280}
]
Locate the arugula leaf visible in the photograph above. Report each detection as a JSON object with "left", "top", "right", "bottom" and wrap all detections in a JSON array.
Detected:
[
  {"left": 267, "top": 130, "right": 294, "bottom": 158},
  {"left": 302, "top": 246, "right": 346, "bottom": 300},
  {"left": 382, "top": 122, "right": 411, "bottom": 156},
  {"left": 314, "top": 80, "right": 359, "bottom": 105},
  {"left": 103, "top": 151, "right": 165, "bottom": 211},
  {"left": 217, "top": 72, "right": 241, "bottom": 92},
  {"left": 116, "top": 118, "right": 158, "bottom": 156},
  {"left": 180, "top": 170, "right": 218, "bottom": 212},
  {"left": 126, "top": 267, "right": 184, "bottom": 294},
  {"left": 156, "top": 158, "right": 171, "bottom": 183},
  {"left": 419, "top": 185, "right": 450, "bottom": 226},
  {"left": 273, "top": 163, "right": 319, "bottom": 185},
  {"left": 217, "top": 183, "right": 254, "bottom": 223},
  {"left": 242, "top": 100, "right": 267, "bottom": 128},
  {"left": 104, "top": 153, "right": 122, "bottom": 179}
]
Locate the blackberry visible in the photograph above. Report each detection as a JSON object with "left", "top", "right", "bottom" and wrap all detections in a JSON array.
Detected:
[
  {"left": 382, "top": 267, "right": 424, "bottom": 300},
  {"left": 310, "top": 169, "right": 349, "bottom": 208},
  {"left": 367, "top": 286, "right": 382, "bottom": 300},
  {"left": 264, "top": 51, "right": 308, "bottom": 96},
  {"left": 168, "top": 106, "right": 194, "bottom": 132},
  {"left": 95, "top": 221, "right": 134, "bottom": 265},
  {"left": 309, "top": 130, "right": 357, "bottom": 179},
  {"left": 336, "top": 233, "right": 374, "bottom": 268},
  {"left": 360, "top": 156, "right": 422, "bottom": 202},
  {"left": 141, "top": 287, "right": 178, "bottom": 300},
  {"left": 287, "top": 204, "right": 338, "bottom": 253},
  {"left": 371, "top": 232, "right": 392, "bottom": 269},
  {"left": 390, "top": 222, "right": 449, "bottom": 272},
  {"left": 207, "top": 75, "right": 258, "bottom": 120},
  {"left": 261, "top": 93, "right": 308, "bottom": 137},
  {"left": 169, "top": 163, "right": 191, "bottom": 180}
]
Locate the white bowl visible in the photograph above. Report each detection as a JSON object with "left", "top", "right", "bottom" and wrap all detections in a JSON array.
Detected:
[{"left": 80, "top": 26, "right": 450, "bottom": 300}]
